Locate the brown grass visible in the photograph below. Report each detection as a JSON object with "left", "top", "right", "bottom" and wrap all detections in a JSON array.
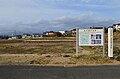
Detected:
[
  {"left": 0, "top": 36, "right": 119, "bottom": 66},
  {"left": 0, "top": 40, "right": 76, "bottom": 54}
]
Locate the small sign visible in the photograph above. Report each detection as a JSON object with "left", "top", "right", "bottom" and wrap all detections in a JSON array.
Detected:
[{"left": 108, "top": 28, "right": 113, "bottom": 57}]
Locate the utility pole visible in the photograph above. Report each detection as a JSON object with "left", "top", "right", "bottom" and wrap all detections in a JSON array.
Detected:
[{"left": 14, "top": 30, "right": 16, "bottom": 36}]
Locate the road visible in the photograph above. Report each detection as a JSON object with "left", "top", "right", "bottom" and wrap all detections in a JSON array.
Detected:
[{"left": 0, "top": 65, "right": 120, "bottom": 79}]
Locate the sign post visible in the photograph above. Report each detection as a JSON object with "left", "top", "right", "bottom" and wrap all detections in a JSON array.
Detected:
[
  {"left": 76, "top": 28, "right": 104, "bottom": 57},
  {"left": 103, "top": 27, "right": 105, "bottom": 57},
  {"left": 76, "top": 28, "right": 79, "bottom": 57},
  {"left": 108, "top": 28, "right": 113, "bottom": 57}
]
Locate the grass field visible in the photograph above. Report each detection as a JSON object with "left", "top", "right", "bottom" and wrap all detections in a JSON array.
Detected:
[
  {"left": 0, "top": 39, "right": 76, "bottom": 54},
  {"left": 0, "top": 36, "right": 119, "bottom": 66}
]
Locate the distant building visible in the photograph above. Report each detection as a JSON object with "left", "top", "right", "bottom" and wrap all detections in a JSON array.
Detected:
[
  {"left": 59, "top": 31, "right": 65, "bottom": 35},
  {"left": 43, "top": 31, "right": 55, "bottom": 37},
  {"left": 8, "top": 35, "right": 22, "bottom": 40},
  {"left": 22, "top": 33, "right": 31, "bottom": 38},
  {"left": 32, "top": 33, "right": 42, "bottom": 38},
  {"left": 70, "top": 28, "right": 76, "bottom": 36},
  {"left": 90, "top": 26, "right": 103, "bottom": 29},
  {"left": 43, "top": 31, "right": 62, "bottom": 37},
  {"left": 0, "top": 35, "right": 9, "bottom": 39},
  {"left": 113, "top": 23, "right": 120, "bottom": 31},
  {"left": 16, "top": 35, "right": 22, "bottom": 39},
  {"left": 59, "top": 30, "right": 70, "bottom": 36}
]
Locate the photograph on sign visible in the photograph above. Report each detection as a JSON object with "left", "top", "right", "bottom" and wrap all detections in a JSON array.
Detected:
[{"left": 79, "top": 29, "right": 104, "bottom": 46}]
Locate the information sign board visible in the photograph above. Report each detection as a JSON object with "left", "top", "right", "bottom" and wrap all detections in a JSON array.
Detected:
[{"left": 79, "top": 29, "right": 104, "bottom": 46}]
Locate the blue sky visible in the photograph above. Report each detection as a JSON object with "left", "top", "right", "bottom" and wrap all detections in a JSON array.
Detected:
[{"left": 0, "top": 0, "right": 120, "bottom": 33}]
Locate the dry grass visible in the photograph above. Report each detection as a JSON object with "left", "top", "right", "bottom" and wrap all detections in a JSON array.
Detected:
[
  {"left": 0, "top": 36, "right": 119, "bottom": 66},
  {"left": 0, "top": 40, "right": 76, "bottom": 54},
  {"left": 0, "top": 54, "right": 116, "bottom": 66},
  {"left": 25, "top": 37, "right": 75, "bottom": 40}
]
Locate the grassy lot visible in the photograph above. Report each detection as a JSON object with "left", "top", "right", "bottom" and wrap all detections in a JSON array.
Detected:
[
  {"left": 0, "top": 39, "right": 76, "bottom": 54},
  {"left": 23, "top": 37, "right": 75, "bottom": 40},
  {"left": 0, "top": 35, "right": 119, "bottom": 66}
]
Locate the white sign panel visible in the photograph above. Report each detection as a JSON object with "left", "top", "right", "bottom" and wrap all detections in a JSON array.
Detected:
[
  {"left": 79, "top": 29, "right": 104, "bottom": 46},
  {"left": 108, "top": 28, "right": 113, "bottom": 57}
]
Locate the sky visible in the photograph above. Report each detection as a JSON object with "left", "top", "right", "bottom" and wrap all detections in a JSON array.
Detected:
[{"left": 0, "top": 0, "right": 120, "bottom": 33}]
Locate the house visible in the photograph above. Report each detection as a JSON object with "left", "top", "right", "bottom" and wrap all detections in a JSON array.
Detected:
[
  {"left": 8, "top": 35, "right": 22, "bottom": 40},
  {"left": 112, "top": 23, "right": 120, "bottom": 31},
  {"left": 0, "top": 35, "right": 9, "bottom": 39},
  {"left": 90, "top": 26, "right": 103, "bottom": 29},
  {"left": 22, "top": 33, "right": 31, "bottom": 38},
  {"left": 43, "top": 31, "right": 56, "bottom": 37},
  {"left": 59, "top": 30, "right": 70, "bottom": 36},
  {"left": 46, "top": 31, "right": 55, "bottom": 36},
  {"left": 15, "top": 35, "right": 22, "bottom": 39},
  {"left": 70, "top": 28, "right": 76, "bottom": 36},
  {"left": 32, "top": 33, "right": 42, "bottom": 38},
  {"left": 59, "top": 31, "right": 66, "bottom": 35},
  {"left": 43, "top": 31, "right": 62, "bottom": 37},
  {"left": 8, "top": 36, "right": 17, "bottom": 40}
]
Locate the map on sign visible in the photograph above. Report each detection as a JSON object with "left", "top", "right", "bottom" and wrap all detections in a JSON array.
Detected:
[
  {"left": 79, "top": 29, "right": 104, "bottom": 46},
  {"left": 80, "top": 35, "right": 89, "bottom": 44}
]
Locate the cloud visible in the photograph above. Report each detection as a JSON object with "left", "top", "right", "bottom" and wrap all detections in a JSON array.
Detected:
[
  {"left": 52, "top": 14, "right": 116, "bottom": 29},
  {"left": 0, "top": 14, "right": 116, "bottom": 34},
  {"left": 0, "top": 0, "right": 119, "bottom": 35},
  {"left": 0, "top": 0, "right": 119, "bottom": 25},
  {"left": 43, "top": 0, "right": 120, "bottom": 11}
]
